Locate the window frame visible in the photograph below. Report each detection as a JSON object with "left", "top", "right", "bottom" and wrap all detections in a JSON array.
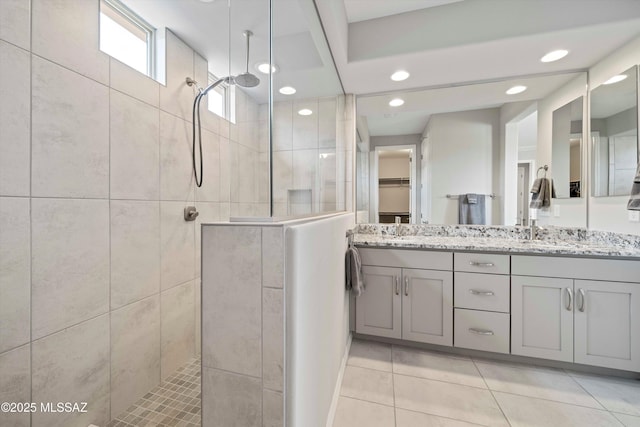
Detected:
[{"left": 100, "top": 0, "right": 157, "bottom": 78}]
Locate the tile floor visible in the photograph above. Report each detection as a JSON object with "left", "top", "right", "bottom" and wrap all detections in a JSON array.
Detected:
[
  {"left": 333, "top": 339, "right": 640, "bottom": 427},
  {"left": 107, "top": 357, "right": 201, "bottom": 427}
]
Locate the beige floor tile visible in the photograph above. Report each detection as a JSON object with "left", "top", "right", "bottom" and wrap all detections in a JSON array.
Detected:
[
  {"left": 393, "top": 346, "right": 486, "bottom": 389},
  {"left": 340, "top": 365, "right": 394, "bottom": 406},
  {"left": 332, "top": 396, "right": 395, "bottom": 427},
  {"left": 569, "top": 373, "right": 640, "bottom": 416},
  {"left": 348, "top": 339, "right": 392, "bottom": 372},
  {"left": 394, "top": 374, "right": 509, "bottom": 426},
  {"left": 494, "top": 391, "right": 623, "bottom": 427},
  {"left": 395, "top": 409, "right": 484, "bottom": 427},
  {"left": 614, "top": 413, "right": 640, "bottom": 427},
  {"left": 475, "top": 361, "right": 603, "bottom": 409}
]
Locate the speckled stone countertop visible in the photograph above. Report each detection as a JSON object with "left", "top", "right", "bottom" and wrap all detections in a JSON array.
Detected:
[{"left": 351, "top": 224, "right": 640, "bottom": 259}]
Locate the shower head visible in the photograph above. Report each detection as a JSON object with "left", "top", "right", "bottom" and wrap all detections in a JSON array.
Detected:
[
  {"left": 235, "top": 29, "right": 261, "bottom": 88},
  {"left": 233, "top": 72, "right": 260, "bottom": 88}
]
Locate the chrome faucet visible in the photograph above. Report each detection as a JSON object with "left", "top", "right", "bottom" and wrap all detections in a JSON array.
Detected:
[{"left": 529, "top": 219, "right": 543, "bottom": 240}]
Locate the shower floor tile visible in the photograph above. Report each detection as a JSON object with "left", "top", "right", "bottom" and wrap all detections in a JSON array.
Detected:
[{"left": 107, "top": 357, "right": 201, "bottom": 427}]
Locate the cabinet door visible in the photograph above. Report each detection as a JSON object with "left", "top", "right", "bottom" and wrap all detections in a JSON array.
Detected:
[
  {"left": 402, "top": 269, "right": 453, "bottom": 345},
  {"left": 574, "top": 280, "right": 640, "bottom": 371},
  {"left": 511, "top": 276, "right": 574, "bottom": 362},
  {"left": 356, "top": 266, "right": 402, "bottom": 339}
]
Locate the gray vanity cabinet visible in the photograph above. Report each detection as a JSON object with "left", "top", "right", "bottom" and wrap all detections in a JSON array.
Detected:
[
  {"left": 512, "top": 256, "right": 640, "bottom": 371},
  {"left": 511, "top": 276, "right": 574, "bottom": 362},
  {"left": 356, "top": 248, "right": 453, "bottom": 345},
  {"left": 356, "top": 266, "right": 402, "bottom": 339},
  {"left": 574, "top": 280, "right": 640, "bottom": 371}
]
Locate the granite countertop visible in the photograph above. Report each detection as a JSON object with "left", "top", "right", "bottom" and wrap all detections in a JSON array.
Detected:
[{"left": 351, "top": 224, "right": 640, "bottom": 259}]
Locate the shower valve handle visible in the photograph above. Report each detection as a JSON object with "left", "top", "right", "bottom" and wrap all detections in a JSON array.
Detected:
[{"left": 184, "top": 206, "right": 199, "bottom": 222}]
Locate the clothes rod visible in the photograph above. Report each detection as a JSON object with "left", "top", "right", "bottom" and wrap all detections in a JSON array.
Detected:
[{"left": 446, "top": 193, "right": 496, "bottom": 199}]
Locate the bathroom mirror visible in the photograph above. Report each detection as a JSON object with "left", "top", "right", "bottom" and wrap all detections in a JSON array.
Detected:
[
  {"left": 551, "top": 96, "right": 584, "bottom": 198},
  {"left": 355, "top": 72, "right": 586, "bottom": 225},
  {"left": 591, "top": 65, "right": 639, "bottom": 197}
]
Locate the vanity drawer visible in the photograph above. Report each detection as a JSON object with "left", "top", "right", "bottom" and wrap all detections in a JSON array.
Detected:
[
  {"left": 455, "top": 253, "right": 509, "bottom": 275},
  {"left": 454, "top": 273, "right": 510, "bottom": 313},
  {"left": 359, "top": 248, "right": 452, "bottom": 270},
  {"left": 454, "top": 309, "right": 510, "bottom": 354}
]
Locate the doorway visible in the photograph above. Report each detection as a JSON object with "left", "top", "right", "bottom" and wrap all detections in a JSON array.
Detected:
[
  {"left": 371, "top": 145, "right": 417, "bottom": 223},
  {"left": 517, "top": 162, "right": 531, "bottom": 225}
]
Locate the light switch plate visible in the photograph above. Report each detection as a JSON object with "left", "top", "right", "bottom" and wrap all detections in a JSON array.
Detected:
[{"left": 629, "top": 210, "right": 640, "bottom": 222}]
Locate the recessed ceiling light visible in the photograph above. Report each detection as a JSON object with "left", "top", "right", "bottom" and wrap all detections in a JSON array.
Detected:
[
  {"left": 298, "top": 108, "right": 313, "bottom": 116},
  {"left": 391, "top": 70, "right": 410, "bottom": 81},
  {"left": 256, "top": 62, "right": 277, "bottom": 74},
  {"left": 540, "top": 49, "right": 569, "bottom": 63},
  {"left": 279, "top": 86, "right": 296, "bottom": 95},
  {"left": 603, "top": 74, "right": 628, "bottom": 85},
  {"left": 506, "top": 85, "right": 527, "bottom": 95},
  {"left": 389, "top": 98, "right": 404, "bottom": 107}
]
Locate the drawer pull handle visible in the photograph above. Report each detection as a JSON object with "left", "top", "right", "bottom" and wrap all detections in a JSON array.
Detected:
[
  {"left": 469, "top": 328, "right": 494, "bottom": 336},
  {"left": 395, "top": 276, "right": 400, "bottom": 296},
  {"left": 469, "top": 261, "right": 495, "bottom": 267},
  {"left": 565, "top": 288, "right": 573, "bottom": 311},
  {"left": 469, "top": 289, "right": 494, "bottom": 296}
]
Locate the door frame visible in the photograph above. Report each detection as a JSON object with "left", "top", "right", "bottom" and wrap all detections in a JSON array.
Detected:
[{"left": 370, "top": 144, "right": 417, "bottom": 223}]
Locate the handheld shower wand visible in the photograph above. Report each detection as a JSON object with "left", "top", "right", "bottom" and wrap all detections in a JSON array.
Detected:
[{"left": 188, "top": 30, "right": 261, "bottom": 187}]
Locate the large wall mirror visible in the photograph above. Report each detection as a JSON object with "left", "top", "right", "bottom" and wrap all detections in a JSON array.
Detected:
[
  {"left": 591, "top": 65, "right": 639, "bottom": 197},
  {"left": 552, "top": 96, "right": 584, "bottom": 198},
  {"left": 355, "top": 73, "right": 586, "bottom": 226}
]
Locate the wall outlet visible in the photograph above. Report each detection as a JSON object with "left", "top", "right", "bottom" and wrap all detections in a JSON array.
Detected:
[
  {"left": 629, "top": 210, "right": 640, "bottom": 222},
  {"left": 553, "top": 205, "right": 560, "bottom": 217}
]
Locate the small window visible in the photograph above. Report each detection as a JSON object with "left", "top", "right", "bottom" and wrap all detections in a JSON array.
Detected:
[
  {"left": 207, "top": 73, "right": 236, "bottom": 123},
  {"left": 100, "top": 0, "right": 155, "bottom": 78}
]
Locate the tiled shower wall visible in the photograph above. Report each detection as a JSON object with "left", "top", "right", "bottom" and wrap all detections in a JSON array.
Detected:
[
  {"left": 0, "top": 1, "right": 262, "bottom": 426},
  {"left": 267, "top": 95, "right": 354, "bottom": 216}
]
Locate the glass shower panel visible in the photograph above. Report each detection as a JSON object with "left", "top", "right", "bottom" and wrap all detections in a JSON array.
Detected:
[{"left": 270, "top": 0, "right": 348, "bottom": 217}]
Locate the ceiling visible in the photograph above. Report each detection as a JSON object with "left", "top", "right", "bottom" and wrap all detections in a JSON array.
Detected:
[
  {"left": 314, "top": 0, "right": 640, "bottom": 137},
  {"left": 591, "top": 65, "right": 638, "bottom": 119}
]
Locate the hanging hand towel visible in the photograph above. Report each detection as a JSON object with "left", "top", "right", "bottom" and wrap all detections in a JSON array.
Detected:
[
  {"left": 345, "top": 246, "right": 364, "bottom": 296},
  {"left": 459, "top": 194, "right": 486, "bottom": 224},
  {"left": 530, "top": 178, "right": 552, "bottom": 209}
]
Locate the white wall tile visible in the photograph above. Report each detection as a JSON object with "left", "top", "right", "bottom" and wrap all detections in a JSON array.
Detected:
[
  {"left": 237, "top": 144, "right": 258, "bottom": 203},
  {"left": 32, "top": 315, "right": 110, "bottom": 427},
  {"left": 293, "top": 99, "right": 319, "bottom": 150},
  {"left": 258, "top": 152, "right": 270, "bottom": 203},
  {"left": 273, "top": 150, "right": 293, "bottom": 204},
  {"left": 0, "top": 345, "right": 30, "bottom": 427},
  {"left": 0, "top": 41, "right": 30, "bottom": 197},
  {"left": 111, "top": 295, "right": 161, "bottom": 418},
  {"left": 160, "top": 201, "right": 195, "bottom": 290},
  {"left": 31, "top": 198, "right": 109, "bottom": 339},
  {"left": 0, "top": 197, "right": 30, "bottom": 353},
  {"left": 159, "top": 31, "right": 195, "bottom": 121},
  {"left": 293, "top": 149, "right": 319, "bottom": 209},
  {"left": 110, "top": 90, "right": 160, "bottom": 200},
  {"left": 202, "top": 226, "right": 262, "bottom": 376},
  {"left": 263, "top": 288, "right": 283, "bottom": 391},
  {"left": 160, "top": 112, "right": 195, "bottom": 202},
  {"left": 110, "top": 200, "right": 160, "bottom": 309},
  {"left": 263, "top": 389, "right": 284, "bottom": 427},
  {"left": 194, "top": 53, "right": 220, "bottom": 135},
  {"left": 219, "top": 136, "right": 231, "bottom": 202},
  {"left": 110, "top": 58, "right": 160, "bottom": 107},
  {"left": 195, "top": 129, "right": 221, "bottom": 202},
  {"left": 262, "top": 227, "right": 283, "bottom": 289},
  {"left": 273, "top": 101, "right": 293, "bottom": 151},
  {"left": 32, "top": 57, "right": 109, "bottom": 198},
  {"left": 32, "top": 0, "right": 109, "bottom": 84},
  {"left": 195, "top": 202, "right": 221, "bottom": 277},
  {"left": 202, "top": 368, "right": 262, "bottom": 427},
  {"left": 161, "top": 280, "right": 195, "bottom": 379},
  {"left": 319, "top": 98, "right": 337, "bottom": 148},
  {"left": 0, "top": 0, "right": 30, "bottom": 49}
]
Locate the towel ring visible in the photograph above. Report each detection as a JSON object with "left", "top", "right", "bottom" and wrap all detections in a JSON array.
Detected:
[{"left": 537, "top": 165, "right": 548, "bottom": 178}]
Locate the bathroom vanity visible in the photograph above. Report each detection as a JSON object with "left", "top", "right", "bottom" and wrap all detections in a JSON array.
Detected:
[{"left": 353, "top": 225, "right": 640, "bottom": 373}]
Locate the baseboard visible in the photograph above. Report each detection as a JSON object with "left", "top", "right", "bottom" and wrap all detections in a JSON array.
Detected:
[{"left": 326, "top": 333, "right": 353, "bottom": 427}]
